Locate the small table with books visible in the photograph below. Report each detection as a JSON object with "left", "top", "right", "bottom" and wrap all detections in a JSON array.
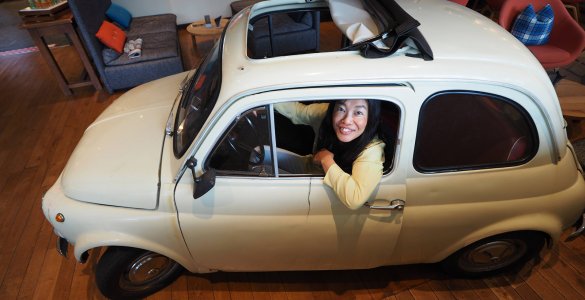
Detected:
[
  {"left": 20, "top": 3, "right": 102, "bottom": 95},
  {"left": 186, "top": 18, "right": 229, "bottom": 52}
]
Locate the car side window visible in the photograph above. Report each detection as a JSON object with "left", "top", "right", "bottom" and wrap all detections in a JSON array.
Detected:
[
  {"left": 208, "top": 106, "right": 274, "bottom": 176},
  {"left": 414, "top": 92, "right": 538, "bottom": 172}
]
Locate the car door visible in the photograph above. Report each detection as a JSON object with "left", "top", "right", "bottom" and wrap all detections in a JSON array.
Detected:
[
  {"left": 303, "top": 87, "right": 412, "bottom": 270},
  {"left": 174, "top": 103, "right": 312, "bottom": 271},
  {"left": 175, "top": 86, "right": 412, "bottom": 271}
]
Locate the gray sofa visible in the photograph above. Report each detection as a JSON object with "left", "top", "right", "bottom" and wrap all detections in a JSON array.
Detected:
[{"left": 69, "top": 0, "right": 183, "bottom": 93}]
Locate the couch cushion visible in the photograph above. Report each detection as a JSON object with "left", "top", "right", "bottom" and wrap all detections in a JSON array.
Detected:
[
  {"left": 128, "top": 14, "right": 177, "bottom": 36},
  {"left": 103, "top": 32, "right": 178, "bottom": 66},
  {"left": 102, "top": 48, "right": 122, "bottom": 64},
  {"left": 95, "top": 21, "right": 127, "bottom": 53},
  {"left": 106, "top": 3, "right": 133, "bottom": 29}
]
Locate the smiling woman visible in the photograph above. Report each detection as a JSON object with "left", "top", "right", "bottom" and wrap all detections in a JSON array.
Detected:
[{"left": 275, "top": 99, "right": 385, "bottom": 210}]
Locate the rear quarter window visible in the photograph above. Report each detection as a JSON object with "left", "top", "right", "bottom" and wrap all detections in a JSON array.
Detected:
[{"left": 413, "top": 92, "right": 538, "bottom": 172}]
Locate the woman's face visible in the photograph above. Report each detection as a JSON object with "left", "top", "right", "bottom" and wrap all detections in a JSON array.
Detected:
[{"left": 332, "top": 99, "right": 368, "bottom": 143}]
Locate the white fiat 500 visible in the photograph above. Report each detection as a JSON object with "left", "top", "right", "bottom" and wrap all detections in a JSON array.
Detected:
[{"left": 42, "top": 0, "right": 585, "bottom": 298}]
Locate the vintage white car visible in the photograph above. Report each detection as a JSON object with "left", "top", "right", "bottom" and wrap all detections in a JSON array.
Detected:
[{"left": 42, "top": 0, "right": 585, "bottom": 298}]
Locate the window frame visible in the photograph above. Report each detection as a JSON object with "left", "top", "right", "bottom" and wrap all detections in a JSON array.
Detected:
[
  {"left": 205, "top": 95, "right": 403, "bottom": 178},
  {"left": 206, "top": 105, "right": 276, "bottom": 177}
]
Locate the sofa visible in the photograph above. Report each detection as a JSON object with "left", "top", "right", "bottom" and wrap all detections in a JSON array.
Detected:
[{"left": 68, "top": 0, "right": 183, "bottom": 93}]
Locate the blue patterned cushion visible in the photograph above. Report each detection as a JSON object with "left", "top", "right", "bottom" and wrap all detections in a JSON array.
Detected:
[
  {"left": 511, "top": 4, "right": 554, "bottom": 46},
  {"left": 106, "top": 3, "right": 133, "bottom": 29}
]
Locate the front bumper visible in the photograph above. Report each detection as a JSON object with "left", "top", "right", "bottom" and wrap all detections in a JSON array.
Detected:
[{"left": 55, "top": 236, "right": 90, "bottom": 263}]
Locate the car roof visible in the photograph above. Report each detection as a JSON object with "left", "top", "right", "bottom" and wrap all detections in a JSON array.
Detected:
[
  {"left": 214, "top": 0, "right": 562, "bottom": 152},
  {"left": 219, "top": 0, "right": 552, "bottom": 98}
]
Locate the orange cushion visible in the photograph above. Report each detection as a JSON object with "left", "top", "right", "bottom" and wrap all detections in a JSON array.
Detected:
[{"left": 95, "top": 21, "right": 126, "bottom": 53}]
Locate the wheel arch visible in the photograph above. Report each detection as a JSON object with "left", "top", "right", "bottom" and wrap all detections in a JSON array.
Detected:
[
  {"left": 427, "top": 213, "right": 559, "bottom": 263},
  {"left": 72, "top": 231, "right": 213, "bottom": 273}
]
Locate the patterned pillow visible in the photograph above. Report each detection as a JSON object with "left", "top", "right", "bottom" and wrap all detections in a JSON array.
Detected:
[
  {"left": 95, "top": 21, "right": 127, "bottom": 53},
  {"left": 511, "top": 4, "right": 554, "bottom": 46}
]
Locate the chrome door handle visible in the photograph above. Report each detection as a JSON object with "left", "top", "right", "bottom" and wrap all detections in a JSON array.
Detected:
[{"left": 364, "top": 199, "right": 405, "bottom": 210}]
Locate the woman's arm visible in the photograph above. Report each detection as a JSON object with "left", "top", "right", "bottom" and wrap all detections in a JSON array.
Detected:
[
  {"left": 321, "top": 141, "right": 385, "bottom": 210},
  {"left": 274, "top": 102, "right": 328, "bottom": 131}
]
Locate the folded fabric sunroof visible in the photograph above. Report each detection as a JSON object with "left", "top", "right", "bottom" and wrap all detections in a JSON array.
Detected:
[{"left": 329, "top": 0, "right": 433, "bottom": 60}]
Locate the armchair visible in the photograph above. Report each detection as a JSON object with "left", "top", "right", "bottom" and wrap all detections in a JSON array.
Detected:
[{"left": 499, "top": 0, "right": 585, "bottom": 70}]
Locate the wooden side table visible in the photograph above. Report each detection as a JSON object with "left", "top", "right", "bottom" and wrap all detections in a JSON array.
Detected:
[
  {"left": 22, "top": 11, "right": 102, "bottom": 96},
  {"left": 186, "top": 18, "right": 229, "bottom": 52}
]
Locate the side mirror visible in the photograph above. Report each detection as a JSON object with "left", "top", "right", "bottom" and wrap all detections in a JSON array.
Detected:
[{"left": 186, "top": 158, "right": 216, "bottom": 199}]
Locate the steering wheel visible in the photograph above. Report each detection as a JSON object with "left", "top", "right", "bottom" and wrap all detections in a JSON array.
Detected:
[{"left": 225, "top": 115, "right": 265, "bottom": 165}]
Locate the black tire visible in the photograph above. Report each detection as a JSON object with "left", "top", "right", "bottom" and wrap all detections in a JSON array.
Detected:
[
  {"left": 440, "top": 231, "right": 545, "bottom": 278},
  {"left": 95, "top": 247, "right": 184, "bottom": 299}
]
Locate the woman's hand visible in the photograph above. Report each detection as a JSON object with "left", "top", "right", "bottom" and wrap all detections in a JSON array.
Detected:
[{"left": 313, "top": 149, "right": 335, "bottom": 172}]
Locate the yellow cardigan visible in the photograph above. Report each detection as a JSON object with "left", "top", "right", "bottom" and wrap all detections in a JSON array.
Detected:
[{"left": 275, "top": 102, "right": 385, "bottom": 210}]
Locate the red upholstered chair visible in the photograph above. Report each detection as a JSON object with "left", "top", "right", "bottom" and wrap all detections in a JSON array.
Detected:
[{"left": 499, "top": 0, "right": 585, "bottom": 70}]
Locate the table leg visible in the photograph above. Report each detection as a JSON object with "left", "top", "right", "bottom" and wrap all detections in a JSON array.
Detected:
[
  {"left": 65, "top": 26, "right": 102, "bottom": 91},
  {"left": 192, "top": 35, "right": 198, "bottom": 52},
  {"left": 28, "top": 28, "right": 72, "bottom": 96}
]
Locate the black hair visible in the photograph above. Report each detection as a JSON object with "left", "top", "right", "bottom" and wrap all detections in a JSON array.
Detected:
[{"left": 316, "top": 99, "right": 381, "bottom": 173}]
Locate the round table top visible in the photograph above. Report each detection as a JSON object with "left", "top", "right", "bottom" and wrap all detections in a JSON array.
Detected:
[{"left": 187, "top": 18, "right": 229, "bottom": 36}]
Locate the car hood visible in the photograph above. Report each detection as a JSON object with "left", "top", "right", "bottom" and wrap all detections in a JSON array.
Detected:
[{"left": 61, "top": 72, "right": 188, "bottom": 209}]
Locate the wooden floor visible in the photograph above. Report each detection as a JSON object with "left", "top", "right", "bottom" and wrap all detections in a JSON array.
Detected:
[{"left": 1, "top": 24, "right": 585, "bottom": 300}]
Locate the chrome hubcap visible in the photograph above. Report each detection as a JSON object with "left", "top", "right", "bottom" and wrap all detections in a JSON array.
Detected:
[
  {"left": 460, "top": 239, "right": 526, "bottom": 272},
  {"left": 126, "top": 253, "right": 173, "bottom": 285}
]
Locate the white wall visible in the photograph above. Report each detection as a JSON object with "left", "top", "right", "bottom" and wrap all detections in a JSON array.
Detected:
[{"left": 114, "top": 0, "right": 233, "bottom": 25}]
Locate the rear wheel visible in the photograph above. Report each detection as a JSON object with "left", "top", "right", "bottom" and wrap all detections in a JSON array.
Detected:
[
  {"left": 441, "top": 232, "right": 545, "bottom": 277},
  {"left": 95, "top": 247, "right": 184, "bottom": 299}
]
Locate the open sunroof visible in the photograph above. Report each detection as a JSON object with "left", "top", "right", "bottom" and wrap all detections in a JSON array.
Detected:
[{"left": 330, "top": 0, "right": 433, "bottom": 60}]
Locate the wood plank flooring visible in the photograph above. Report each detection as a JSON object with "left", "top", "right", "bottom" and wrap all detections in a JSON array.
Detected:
[{"left": 1, "top": 24, "right": 585, "bottom": 300}]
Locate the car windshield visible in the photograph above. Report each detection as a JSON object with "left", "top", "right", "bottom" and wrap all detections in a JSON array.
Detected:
[{"left": 173, "top": 42, "right": 222, "bottom": 158}]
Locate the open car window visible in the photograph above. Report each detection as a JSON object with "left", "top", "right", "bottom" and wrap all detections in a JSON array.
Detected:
[
  {"left": 207, "top": 99, "right": 401, "bottom": 178},
  {"left": 208, "top": 106, "right": 273, "bottom": 176}
]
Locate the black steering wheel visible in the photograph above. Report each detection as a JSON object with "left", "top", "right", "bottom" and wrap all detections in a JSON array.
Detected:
[{"left": 225, "top": 115, "right": 265, "bottom": 165}]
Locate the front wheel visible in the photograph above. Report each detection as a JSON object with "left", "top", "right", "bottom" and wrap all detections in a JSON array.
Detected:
[
  {"left": 441, "top": 232, "right": 545, "bottom": 278},
  {"left": 95, "top": 247, "right": 184, "bottom": 299}
]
